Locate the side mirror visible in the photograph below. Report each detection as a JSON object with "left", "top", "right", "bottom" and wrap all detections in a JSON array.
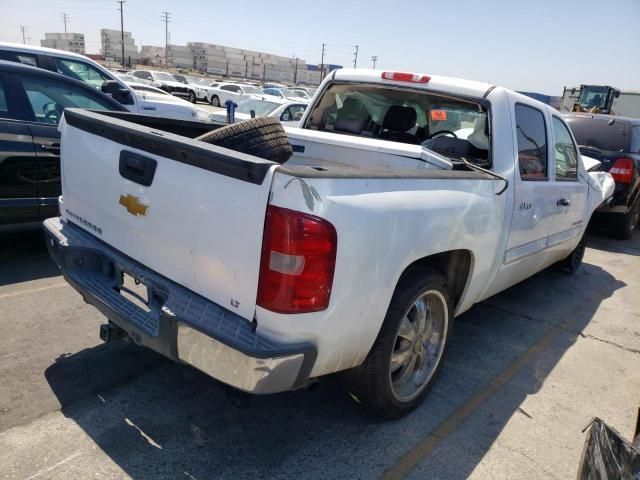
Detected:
[
  {"left": 101, "top": 80, "right": 133, "bottom": 105},
  {"left": 281, "top": 112, "right": 292, "bottom": 122}
]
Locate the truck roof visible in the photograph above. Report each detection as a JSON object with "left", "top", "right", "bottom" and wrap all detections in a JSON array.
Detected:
[{"left": 331, "top": 68, "right": 494, "bottom": 99}]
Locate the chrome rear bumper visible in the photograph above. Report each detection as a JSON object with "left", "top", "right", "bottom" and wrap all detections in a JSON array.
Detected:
[{"left": 43, "top": 217, "right": 316, "bottom": 394}]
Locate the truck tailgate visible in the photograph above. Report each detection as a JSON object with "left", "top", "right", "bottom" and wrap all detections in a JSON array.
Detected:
[{"left": 58, "top": 109, "right": 277, "bottom": 321}]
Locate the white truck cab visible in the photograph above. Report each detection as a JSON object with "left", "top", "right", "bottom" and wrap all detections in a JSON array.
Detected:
[
  {"left": 0, "top": 43, "right": 211, "bottom": 122},
  {"left": 44, "top": 68, "right": 614, "bottom": 418}
]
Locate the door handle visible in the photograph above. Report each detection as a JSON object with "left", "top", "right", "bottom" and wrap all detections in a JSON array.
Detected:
[
  {"left": 40, "top": 143, "right": 60, "bottom": 153},
  {"left": 557, "top": 198, "right": 571, "bottom": 207}
]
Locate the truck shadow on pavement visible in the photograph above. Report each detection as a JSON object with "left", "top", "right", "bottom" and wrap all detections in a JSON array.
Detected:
[
  {"left": 0, "top": 229, "right": 59, "bottom": 285},
  {"left": 43, "top": 259, "right": 624, "bottom": 479}
]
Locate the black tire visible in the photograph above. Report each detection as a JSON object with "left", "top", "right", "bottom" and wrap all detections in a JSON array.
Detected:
[
  {"left": 188, "top": 90, "right": 196, "bottom": 104},
  {"left": 343, "top": 268, "right": 453, "bottom": 418},
  {"left": 196, "top": 117, "right": 292, "bottom": 163},
  {"left": 210, "top": 95, "right": 220, "bottom": 107},
  {"left": 556, "top": 234, "right": 586, "bottom": 274},
  {"left": 613, "top": 201, "right": 639, "bottom": 240}
]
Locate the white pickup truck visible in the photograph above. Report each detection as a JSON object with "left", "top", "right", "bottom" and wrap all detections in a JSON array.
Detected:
[{"left": 44, "top": 69, "right": 613, "bottom": 418}]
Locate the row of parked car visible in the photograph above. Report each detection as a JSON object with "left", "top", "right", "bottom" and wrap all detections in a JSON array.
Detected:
[{"left": 112, "top": 68, "right": 313, "bottom": 124}]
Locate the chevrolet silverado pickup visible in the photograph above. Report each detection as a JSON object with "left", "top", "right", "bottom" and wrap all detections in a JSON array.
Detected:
[{"left": 44, "top": 69, "right": 613, "bottom": 418}]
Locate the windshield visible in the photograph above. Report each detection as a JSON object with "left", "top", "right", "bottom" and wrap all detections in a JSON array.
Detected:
[
  {"left": 187, "top": 77, "right": 211, "bottom": 86},
  {"left": 286, "top": 89, "right": 309, "bottom": 99},
  {"left": 306, "top": 83, "right": 489, "bottom": 163},
  {"left": 565, "top": 117, "right": 629, "bottom": 152},
  {"left": 242, "top": 86, "right": 262, "bottom": 94},
  {"left": 236, "top": 100, "right": 280, "bottom": 116},
  {"left": 154, "top": 72, "right": 176, "bottom": 82},
  {"left": 579, "top": 86, "right": 610, "bottom": 108}
]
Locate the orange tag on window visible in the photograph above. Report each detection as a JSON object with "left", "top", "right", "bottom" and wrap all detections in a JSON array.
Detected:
[{"left": 431, "top": 110, "right": 447, "bottom": 121}]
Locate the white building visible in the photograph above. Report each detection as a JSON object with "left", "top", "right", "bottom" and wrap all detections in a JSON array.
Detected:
[
  {"left": 40, "top": 33, "right": 85, "bottom": 54},
  {"left": 100, "top": 29, "right": 139, "bottom": 65},
  {"left": 167, "top": 44, "right": 193, "bottom": 69}
]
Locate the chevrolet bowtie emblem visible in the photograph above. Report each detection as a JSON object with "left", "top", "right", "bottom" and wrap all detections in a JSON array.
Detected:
[{"left": 119, "top": 194, "right": 149, "bottom": 216}]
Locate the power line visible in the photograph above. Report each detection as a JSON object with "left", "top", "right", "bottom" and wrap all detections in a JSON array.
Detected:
[
  {"left": 353, "top": 45, "right": 358, "bottom": 68},
  {"left": 371, "top": 55, "right": 378, "bottom": 69},
  {"left": 117, "top": 1, "right": 125, "bottom": 67},
  {"left": 61, "top": 12, "right": 69, "bottom": 33},
  {"left": 20, "top": 25, "right": 27, "bottom": 44},
  {"left": 161, "top": 11, "right": 171, "bottom": 68}
]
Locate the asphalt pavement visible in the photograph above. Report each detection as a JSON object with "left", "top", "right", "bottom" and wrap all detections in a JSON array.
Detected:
[{"left": 0, "top": 227, "right": 639, "bottom": 479}]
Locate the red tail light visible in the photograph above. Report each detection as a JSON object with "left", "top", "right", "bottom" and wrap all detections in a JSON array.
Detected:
[
  {"left": 609, "top": 158, "right": 634, "bottom": 184},
  {"left": 381, "top": 71, "right": 430, "bottom": 83},
  {"left": 257, "top": 205, "right": 337, "bottom": 313}
]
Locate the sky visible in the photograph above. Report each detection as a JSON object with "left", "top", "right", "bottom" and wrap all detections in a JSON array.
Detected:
[{"left": 1, "top": 0, "right": 639, "bottom": 95}]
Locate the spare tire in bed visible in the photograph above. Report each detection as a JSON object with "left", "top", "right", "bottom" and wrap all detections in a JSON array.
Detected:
[{"left": 196, "top": 117, "right": 292, "bottom": 164}]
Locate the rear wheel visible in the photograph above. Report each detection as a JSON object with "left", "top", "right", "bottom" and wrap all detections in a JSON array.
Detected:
[
  {"left": 210, "top": 95, "right": 220, "bottom": 107},
  {"left": 196, "top": 117, "right": 292, "bottom": 163},
  {"left": 614, "top": 201, "right": 639, "bottom": 240},
  {"left": 344, "top": 269, "right": 452, "bottom": 418}
]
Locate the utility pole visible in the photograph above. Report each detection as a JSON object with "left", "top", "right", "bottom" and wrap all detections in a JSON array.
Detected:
[
  {"left": 61, "top": 13, "right": 69, "bottom": 33},
  {"left": 371, "top": 55, "right": 378, "bottom": 69},
  {"left": 320, "top": 43, "right": 326, "bottom": 81},
  {"left": 353, "top": 45, "right": 359, "bottom": 69},
  {"left": 294, "top": 57, "right": 298, "bottom": 84},
  {"left": 117, "top": 1, "right": 125, "bottom": 68},
  {"left": 162, "top": 11, "right": 171, "bottom": 68},
  {"left": 20, "top": 26, "right": 27, "bottom": 44}
]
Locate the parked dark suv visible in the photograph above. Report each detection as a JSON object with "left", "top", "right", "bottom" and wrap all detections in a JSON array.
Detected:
[
  {"left": 564, "top": 113, "right": 640, "bottom": 239},
  {"left": 0, "top": 61, "right": 125, "bottom": 226}
]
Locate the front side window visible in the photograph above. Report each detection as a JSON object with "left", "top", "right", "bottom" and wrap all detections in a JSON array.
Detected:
[
  {"left": 54, "top": 58, "right": 111, "bottom": 89},
  {"left": 153, "top": 72, "right": 175, "bottom": 82},
  {"left": 22, "top": 77, "right": 115, "bottom": 124},
  {"left": 515, "top": 104, "right": 547, "bottom": 179},
  {"left": 220, "top": 85, "right": 236, "bottom": 92},
  {"left": 552, "top": 117, "right": 579, "bottom": 180}
]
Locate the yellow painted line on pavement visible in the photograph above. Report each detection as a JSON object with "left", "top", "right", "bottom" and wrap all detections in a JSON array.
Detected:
[
  {"left": 383, "top": 284, "right": 611, "bottom": 479},
  {"left": 0, "top": 282, "right": 67, "bottom": 301}
]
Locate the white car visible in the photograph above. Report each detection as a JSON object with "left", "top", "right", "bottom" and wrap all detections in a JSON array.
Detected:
[
  {"left": 0, "top": 43, "right": 211, "bottom": 123},
  {"left": 45, "top": 69, "right": 614, "bottom": 418},
  {"left": 209, "top": 97, "right": 308, "bottom": 125},
  {"left": 130, "top": 70, "right": 198, "bottom": 103},
  {"left": 206, "top": 82, "right": 267, "bottom": 107},
  {"left": 176, "top": 75, "right": 218, "bottom": 103},
  {"left": 262, "top": 87, "right": 311, "bottom": 101}
]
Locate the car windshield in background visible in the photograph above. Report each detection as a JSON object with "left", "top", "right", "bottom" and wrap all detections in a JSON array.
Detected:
[
  {"left": 306, "top": 83, "right": 489, "bottom": 162},
  {"left": 236, "top": 100, "right": 279, "bottom": 116},
  {"left": 154, "top": 72, "right": 175, "bottom": 82},
  {"left": 286, "top": 89, "right": 308, "bottom": 98},
  {"left": 578, "top": 86, "right": 610, "bottom": 109},
  {"left": 565, "top": 117, "right": 629, "bottom": 152},
  {"left": 187, "top": 77, "right": 211, "bottom": 86},
  {"left": 242, "top": 86, "right": 262, "bottom": 94}
]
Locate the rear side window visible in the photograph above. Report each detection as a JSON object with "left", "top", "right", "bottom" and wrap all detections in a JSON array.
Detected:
[
  {"left": 552, "top": 117, "right": 578, "bottom": 180},
  {"left": 21, "top": 77, "right": 115, "bottom": 124},
  {"left": 565, "top": 117, "right": 629, "bottom": 152},
  {"left": 515, "top": 104, "right": 548, "bottom": 179},
  {"left": 16, "top": 54, "right": 37, "bottom": 67},
  {"left": 0, "top": 77, "right": 8, "bottom": 113}
]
